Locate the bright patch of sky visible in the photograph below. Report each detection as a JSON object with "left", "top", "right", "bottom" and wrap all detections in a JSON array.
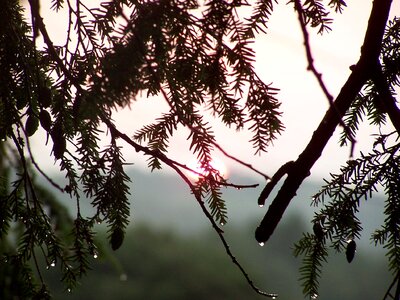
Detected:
[{"left": 29, "top": 0, "right": 400, "bottom": 182}]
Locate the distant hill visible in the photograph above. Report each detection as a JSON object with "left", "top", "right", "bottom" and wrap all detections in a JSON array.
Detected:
[
  {"left": 37, "top": 167, "right": 391, "bottom": 300},
  {"left": 41, "top": 167, "right": 386, "bottom": 250}
]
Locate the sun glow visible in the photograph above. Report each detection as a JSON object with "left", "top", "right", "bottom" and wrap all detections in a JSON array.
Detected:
[{"left": 186, "top": 157, "right": 228, "bottom": 180}]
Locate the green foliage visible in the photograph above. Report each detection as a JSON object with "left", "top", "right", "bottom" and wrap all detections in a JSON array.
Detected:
[
  {"left": 194, "top": 174, "right": 228, "bottom": 226},
  {"left": 340, "top": 18, "right": 400, "bottom": 146},
  {"left": 291, "top": 16, "right": 400, "bottom": 298},
  {"left": 295, "top": 137, "right": 400, "bottom": 297},
  {"left": 288, "top": 0, "right": 347, "bottom": 33},
  {"left": 1, "top": 0, "right": 284, "bottom": 296},
  {"left": 44, "top": 224, "right": 271, "bottom": 300},
  {"left": 42, "top": 218, "right": 391, "bottom": 300},
  {"left": 382, "top": 17, "right": 400, "bottom": 87},
  {"left": 294, "top": 233, "right": 328, "bottom": 299}
]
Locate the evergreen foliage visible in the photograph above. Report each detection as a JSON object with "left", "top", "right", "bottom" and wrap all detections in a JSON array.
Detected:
[{"left": 0, "top": 0, "right": 399, "bottom": 299}]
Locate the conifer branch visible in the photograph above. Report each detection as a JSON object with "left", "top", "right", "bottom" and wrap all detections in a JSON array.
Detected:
[
  {"left": 371, "top": 63, "right": 400, "bottom": 133},
  {"left": 105, "top": 117, "right": 276, "bottom": 297},
  {"left": 170, "top": 163, "right": 278, "bottom": 298},
  {"left": 256, "top": 0, "right": 394, "bottom": 244},
  {"left": 4, "top": 1, "right": 398, "bottom": 298}
]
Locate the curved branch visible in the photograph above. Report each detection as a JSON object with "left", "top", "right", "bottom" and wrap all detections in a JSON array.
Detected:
[
  {"left": 256, "top": 0, "right": 394, "bottom": 244},
  {"left": 104, "top": 118, "right": 277, "bottom": 297},
  {"left": 170, "top": 161, "right": 277, "bottom": 298},
  {"left": 258, "top": 161, "right": 293, "bottom": 206},
  {"left": 293, "top": 0, "right": 357, "bottom": 155},
  {"left": 383, "top": 270, "right": 400, "bottom": 300},
  {"left": 212, "top": 141, "right": 272, "bottom": 181},
  {"left": 293, "top": 0, "right": 334, "bottom": 104}
]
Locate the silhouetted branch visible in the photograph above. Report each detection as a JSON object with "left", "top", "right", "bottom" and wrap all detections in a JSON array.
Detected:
[
  {"left": 371, "top": 63, "right": 400, "bottom": 133},
  {"left": 117, "top": 9, "right": 273, "bottom": 183},
  {"left": 383, "top": 271, "right": 400, "bottom": 300},
  {"left": 293, "top": 0, "right": 356, "bottom": 156},
  {"left": 171, "top": 163, "right": 277, "bottom": 298},
  {"left": 212, "top": 141, "right": 272, "bottom": 181},
  {"left": 258, "top": 161, "right": 294, "bottom": 207},
  {"left": 293, "top": 0, "right": 333, "bottom": 103},
  {"left": 256, "top": 0, "right": 394, "bottom": 244},
  {"left": 104, "top": 119, "right": 277, "bottom": 298},
  {"left": 396, "top": 272, "right": 400, "bottom": 300}
]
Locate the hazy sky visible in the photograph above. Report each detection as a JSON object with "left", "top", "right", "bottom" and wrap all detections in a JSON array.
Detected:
[{"left": 30, "top": 0, "right": 400, "bottom": 182}]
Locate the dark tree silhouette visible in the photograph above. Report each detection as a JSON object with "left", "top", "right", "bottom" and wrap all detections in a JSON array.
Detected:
[{"left": 0, "top": 0, "right": 399, "bottom": 299}]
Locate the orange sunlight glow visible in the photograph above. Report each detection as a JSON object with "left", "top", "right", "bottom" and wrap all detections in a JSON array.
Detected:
[{"left": 186, "top": 157, "right": 228, "bottom": 180}]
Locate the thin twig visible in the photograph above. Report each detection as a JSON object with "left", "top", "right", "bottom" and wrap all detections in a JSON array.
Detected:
[
  {"left": 293, "top": 0, "right": 357, "bottom": 156},
  {"left": 105, "top": 118, "right": 274, "bottom": 297},
  {"left": 32, "top": 250, "right": 45, "bottom": 286},
  {"left": 37, "top": 4, "right": 271, "bottom": 297},
  {"left": 383, "top": 271, "right": 400, "bottom": 300},
  {"left": 165, "top": 154, "right": 278, "bottom": 298},
  {"left": 293, "top": 0, "right": 334, "bottom": 104},
  {"left": 24, "top": 131, "right": 65, "bottom": 192},
  {"left": 212, "top": 141, "right": 272, "bottom": 181},
  {"left": 118, "top": 9, "right": 272, "bottom": 182},
  {"left": 395, "top": 271, "right": 400, "bottom": 300},
  {"left": 220, "top": 181, "right": 259, "bottom": 189}
]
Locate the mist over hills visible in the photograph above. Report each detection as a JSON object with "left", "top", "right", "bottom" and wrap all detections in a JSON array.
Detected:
[
  {"left": 45, "top": 167, "right": 385, "bottom": 250},
  {"left": 38, "top": 167, "right": 391, "bottom": 299}
]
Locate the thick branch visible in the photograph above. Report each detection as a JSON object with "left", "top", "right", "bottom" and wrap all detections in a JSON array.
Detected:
[
  {"left": 256, "top": 0, "right": 393, "bottom": 244},
  {"left": 371, "top": 63, "right": 400, "bottom": 133}
]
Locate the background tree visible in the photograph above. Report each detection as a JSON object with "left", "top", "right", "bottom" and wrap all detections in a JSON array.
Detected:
[{"left": 0, "top": 0, "right": 399, "bottom": 299}]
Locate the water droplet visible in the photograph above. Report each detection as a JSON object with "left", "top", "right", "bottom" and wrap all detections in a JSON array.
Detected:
[
  {"left": 259, "top": 242, "right": 265, "bottom": 247},
  {"left": 259, "top": 204, "right": 264, "bottom": 208},
  {"left": 0, "top": 138, "right": 5, "bottom": 142},
  {"left": 311, "top": 293, "right": 318, "bottom": 299},
  {"left": 50, "top": 261, "right": 56, "bottom": 267},
  {"left": 67, "top": 288, "right": 72, "bottom": 293},
  {"left": 220, "top": 222, "right": 225, "bottom": 226},
  {"left": 93, "top": 253, "right": 98, "bottom": 259},
  {"left": 272, "top": 296, "right": 277, "bottom": 300},
  {"left": 120, "top": 273, "right": 127, "bottom": 281}
]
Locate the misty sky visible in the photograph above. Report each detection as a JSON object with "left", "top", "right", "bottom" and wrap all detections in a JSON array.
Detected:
[{"left": 29, "top": 0, "right": 400, "bottom": 181}]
